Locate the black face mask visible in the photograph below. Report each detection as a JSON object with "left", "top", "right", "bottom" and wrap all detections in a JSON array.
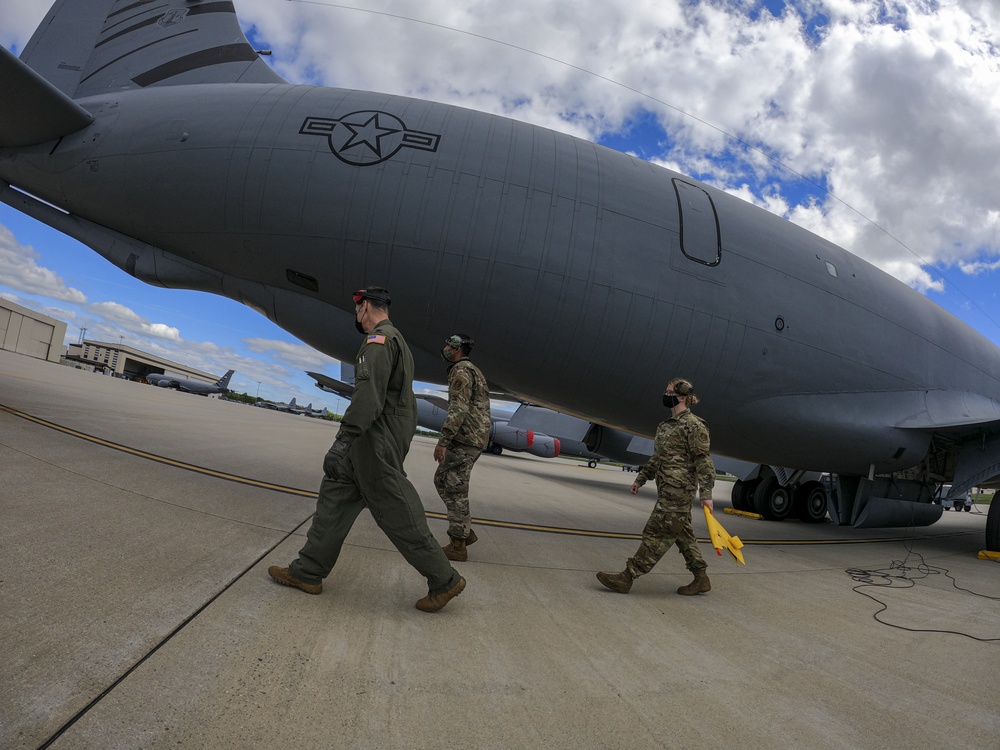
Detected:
[
  {"left": 663, "top": 394, "right": 680, "bottom": 409},
  {"left": 355, "top": 303, "right": 366, "bottom": 334}
]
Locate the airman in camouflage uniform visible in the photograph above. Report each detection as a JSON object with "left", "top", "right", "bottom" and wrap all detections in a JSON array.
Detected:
[
  {"left": 433, "top": 334, "right": 491, "bottom": 561},
  {"left": 268, "top": 288, "right": 465, "bottom": 613},
  {"left": 597, "top": 378, "right": 715, "bottom": 596}
]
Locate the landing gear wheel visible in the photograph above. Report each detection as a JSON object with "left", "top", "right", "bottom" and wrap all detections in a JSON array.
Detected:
[
  {"left": 755, "top": 478, "right": 792, "bottom": 521},
  {"left": 752, "top": 477, "right": 775, "bottom": 515},
  {"left": 752, "top": 477, "right": 791, "bottom": 520},
  {"left": 731, "top": 479, "right": 758, "bottom": 512},
  {"left": 587, "top": 459, "right": 598, "bottom": 468},
  {"left": 794, "top": 480, "right": 828, "bottom": 523},
  {"left": 986, "top": 499, "right": 1000, "bottom": 552},
  {"left": 490, "top": 444, "right": 503, "bottom": 455}
]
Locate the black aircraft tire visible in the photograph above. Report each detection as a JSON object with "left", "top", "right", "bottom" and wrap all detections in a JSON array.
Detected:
[
  {"left": 794, "top": 480, "right": 829, "bottom": 523},
  {"left": 731, "top": 480, "right": 748, "bottom": 511},
  {"left": 761, "top": 482, "right": 793, "bottom": 521},
  {"left": 753, "top": 477, "right": 780, "bottom": 517},
  {"left": 986, "top": 499, "right": 1000, "bottom": 552},
  {"left": 732, "top": 479, "right": 758, "bottom": 512}
]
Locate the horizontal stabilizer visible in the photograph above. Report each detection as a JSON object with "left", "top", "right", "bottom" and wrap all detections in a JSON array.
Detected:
[
  {"left": 307, "top": 371, "right": 355, "bottom": 399},
  {"left": 417, "top": 394, "right": 450, "bottom": 411},
  {"left": 0, "top": 45, "right": 93, "bottom": 147}
]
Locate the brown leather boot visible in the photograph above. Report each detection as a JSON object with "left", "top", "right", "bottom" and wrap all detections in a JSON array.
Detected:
[
  {"left": 677, "top": 570, "right": 711, "bottom": 595},
  {"left": 442, "top": 536, "right": 468, "bottom": 561},
  {"left": 415, "top": 576, "right": 466, "bottom": 612},
  {"left": 267, "top": 566, "right": 322, "bottom": 595},
  {"left": 596, "top": 569, "right": 633, "bottom": 593}
]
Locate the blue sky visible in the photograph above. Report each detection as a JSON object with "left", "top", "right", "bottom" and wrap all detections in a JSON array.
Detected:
[{"left": 3, "top": 0, "right": 1000, "bottom": 406}]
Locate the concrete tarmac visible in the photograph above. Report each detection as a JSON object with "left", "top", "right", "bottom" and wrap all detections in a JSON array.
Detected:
[{"left": 1, "top": 349, "right": 997, "bottom": 749}]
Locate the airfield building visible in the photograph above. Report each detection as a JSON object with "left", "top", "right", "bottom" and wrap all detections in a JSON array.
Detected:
[
  {"left": 0, "top": 298, "right": 67, "bottom": 363},
  {"left": 65, "top": 339, "right": 219, "bottom": 385}
]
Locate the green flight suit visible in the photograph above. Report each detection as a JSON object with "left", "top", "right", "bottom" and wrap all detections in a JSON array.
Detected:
[{"left": 289, "top": 319, "right": 461, "bottom": 596}]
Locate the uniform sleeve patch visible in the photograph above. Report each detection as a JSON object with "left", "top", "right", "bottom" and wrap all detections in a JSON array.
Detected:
[{"left": 366, "top": 334, "right": 386, "bottom": 345}]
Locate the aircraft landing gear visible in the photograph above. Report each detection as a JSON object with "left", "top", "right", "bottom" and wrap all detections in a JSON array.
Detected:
[
  {"left": 794, "top": 480, "right": 829, "bottom": 523},
  {"left": 987, "top": 500, "right": 1000, "bottom": 552},
  {"left": 731, "top": 476, "right": 829, "bottom": 523},
  {"left": 730, "top": 478, "right": 758, "bottom": 512},
  {"left": 753, "top": 477, "right": 793, "bottom": 521}
]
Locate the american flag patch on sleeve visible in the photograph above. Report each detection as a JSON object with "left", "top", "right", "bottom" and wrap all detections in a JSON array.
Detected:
[{"left": 366, "top": 334, "right": 386, "bottom": 345}]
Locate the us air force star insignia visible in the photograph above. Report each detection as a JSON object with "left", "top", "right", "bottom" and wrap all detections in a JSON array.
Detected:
[{"left": 300, "top": 111, "right": 441, "bottom": 166}]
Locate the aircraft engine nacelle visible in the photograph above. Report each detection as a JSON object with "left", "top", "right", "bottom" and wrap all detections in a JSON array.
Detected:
[
  {"left": 156, "top": 380, "right": 175, "bottom": 388},
  {"left": 490, "top": 422, "right": 534, "bottom": 452},
  {"left": 584, "top": 424, "right": 647, "bottom": 465},
  {"left": 526, "top": 436, "right": 561, "bottom": 459}
]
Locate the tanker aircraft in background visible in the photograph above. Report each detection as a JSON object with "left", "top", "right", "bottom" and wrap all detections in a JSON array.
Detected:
[
  {"left": 255, "top": 396, "right": 329, "bottom": 418},
  {"left": 1, "top": 0, "right": 998, "bottom": 549},
  {"left": 307, "top": 370, "right": 559, "bottom": 459},
  {"left": 146, "top": 369, "right": 234, "bottom": 396}
]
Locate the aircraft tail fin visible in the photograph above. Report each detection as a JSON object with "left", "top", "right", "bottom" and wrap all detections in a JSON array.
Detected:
[
  {"left": 19, "top": 0, "right": 284, "bottom": 101},
  {"left": 216, "top": 369, "right": 235, "bottom": 388},
  {"left": 0, "top": 45, "right": 94, "bottom": 147}
]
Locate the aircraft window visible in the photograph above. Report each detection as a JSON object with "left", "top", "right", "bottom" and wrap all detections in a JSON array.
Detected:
[
  {"left": 825, "top": 261, "right": 838, "bottom": 277},
  {"left": 671, "top": 178, "right": 721, "bottom": 266}
]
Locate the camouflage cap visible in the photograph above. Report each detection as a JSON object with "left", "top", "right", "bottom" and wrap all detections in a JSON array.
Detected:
[{"left": 445, "top": 334, "right": 474, "bottom": 350}]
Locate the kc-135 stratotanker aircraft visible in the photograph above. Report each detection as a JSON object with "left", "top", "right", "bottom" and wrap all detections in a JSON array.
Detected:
[
  {"left": 2, "top": 0, "right": 998, "bottom": 550},
  {"left": 147, "top": 368, "right": 234, "bottom": 395}
]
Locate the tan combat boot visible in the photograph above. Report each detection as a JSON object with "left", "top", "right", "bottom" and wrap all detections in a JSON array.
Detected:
[
  {"left": 677, "top": 570, "right": 711, "bottom": 595},
  {"left": 442, "top": 535, "right": 468, "bottom": 562},
  {"left": 415, "top": 576, "right": 466, "bottom": 612},
  {"left": 267, "top": 566, "right": 322, "bottom": 595},
  {"left": 596, "top": 569, "right": 633, "bottom": 594}
]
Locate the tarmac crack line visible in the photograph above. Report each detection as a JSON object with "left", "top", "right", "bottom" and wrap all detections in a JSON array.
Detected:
[{"left": 34, "top": 515, "right": 315, "bottom": 750}]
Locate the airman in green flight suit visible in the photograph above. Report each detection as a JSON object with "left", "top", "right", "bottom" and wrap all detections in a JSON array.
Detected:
[{"left": 269, "top": 287, "right": 466, "bottom": 612}]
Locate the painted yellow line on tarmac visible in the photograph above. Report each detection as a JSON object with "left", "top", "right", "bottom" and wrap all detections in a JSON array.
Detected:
[
  {"left": 0, "top": 402, "right": 979, "bottom": 546},
  {"left": 0, "top": 403, "right": 316, "bottom": 498}
]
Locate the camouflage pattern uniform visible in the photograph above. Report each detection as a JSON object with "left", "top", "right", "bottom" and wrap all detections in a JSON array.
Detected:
[
  {"left": 627, "top": 408, "right": 715, "bottom": 578},
  {"left": 288, "top": 319, "right": 462, "bottom": 597},
  {"left": 433, "top": 358, "right": 490, "bottom": 540}
]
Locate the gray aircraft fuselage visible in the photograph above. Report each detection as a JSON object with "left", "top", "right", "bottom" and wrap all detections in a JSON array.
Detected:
[{"left": 6, "top": 82, "right": 1000, "bottom": 478}]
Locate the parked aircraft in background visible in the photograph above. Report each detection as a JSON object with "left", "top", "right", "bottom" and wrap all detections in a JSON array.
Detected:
[
  {"left": 307, "top": 370, "right": 559, "bottom": 458},
  {"left": 304, "top": 406, "right": 333, "bottom": 419},
  {"left": 146, "top": 369, "right": 234, "bottom": 396},
  {"left": 2, "top": 1, "right": 998, "bottom": 549},
  {"left": 286, "top": 399, "right": 314, "bottom": 416},
  {"left": 257, "top": 397, "right": 316, "bottom": 416}
]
